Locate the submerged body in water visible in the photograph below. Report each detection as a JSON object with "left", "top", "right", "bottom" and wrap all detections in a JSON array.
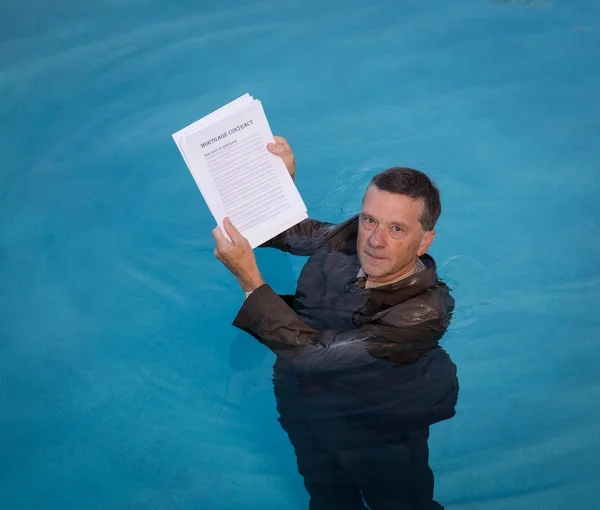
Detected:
[{"left": 274, "top": 346, "right": 458, "bottom": 510}]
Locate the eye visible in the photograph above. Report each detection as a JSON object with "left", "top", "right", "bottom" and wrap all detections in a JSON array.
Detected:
[
  {"left": 392, "top": 226, "right": 403, "bottom": 233},
  {"left": 361, "top": 216, "right": 376, "bottom": 229}
]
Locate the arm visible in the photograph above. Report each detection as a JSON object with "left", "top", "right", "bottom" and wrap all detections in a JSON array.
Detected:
[
  {"left": 261, "top": 136, "right": 335, "bottom": 255},
  {"left": 212, "top": 220, "right": 442, "bottom": 372},
  {"left": 260, "top": 218, "right": 336, "bottom": 255},
  {"left": 232, "top": 284, "right": 444, "bottom": 372}
]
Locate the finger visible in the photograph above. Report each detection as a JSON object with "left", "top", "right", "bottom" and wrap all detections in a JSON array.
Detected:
[
  {"left": 274, "top": 135, "right": 290, "bottom": 150},
  {"left": 223, "top": 217, "right": 245, "bottom": 244},
  {"left": 267, "top": 143, "right": 286, "bottom": 156},
  {"left": 212, "top": 225, "right": 231, "bottom": 248}
]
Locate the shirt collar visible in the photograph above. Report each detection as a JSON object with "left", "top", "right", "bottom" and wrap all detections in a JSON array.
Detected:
[{"left": 356, "top": 258, "right": 426, "bottom": 288}]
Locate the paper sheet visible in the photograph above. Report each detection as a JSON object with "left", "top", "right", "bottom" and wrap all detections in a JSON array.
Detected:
[{"left": 173, "top": 95, "right": 307, "bottom": 248}]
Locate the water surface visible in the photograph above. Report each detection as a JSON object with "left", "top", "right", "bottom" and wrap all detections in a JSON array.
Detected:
[{"left": 1, "top": 0, "right": 599, "bottom": 508}]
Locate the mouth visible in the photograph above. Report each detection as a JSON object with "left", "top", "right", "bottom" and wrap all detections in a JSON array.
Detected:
[{"left": 364, "top": 252, "right": 386, "bottom": 262}]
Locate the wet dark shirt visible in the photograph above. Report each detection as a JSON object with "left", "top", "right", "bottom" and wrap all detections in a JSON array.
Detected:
[
  {"left": 233, "top": 216, "right": 460, "bottom": 500},
  {"left": 233, "top": 216, "right": 455, "bottom": 374}
]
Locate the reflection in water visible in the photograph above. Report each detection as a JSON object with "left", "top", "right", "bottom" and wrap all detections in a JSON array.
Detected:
[{"left": 274, "top": 346, "right": 457, "bottom": 510}]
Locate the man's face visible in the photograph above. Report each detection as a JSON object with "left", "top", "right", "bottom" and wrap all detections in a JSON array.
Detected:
[{"left": 357, "top": 185, "right": 435, "bottom": 285}]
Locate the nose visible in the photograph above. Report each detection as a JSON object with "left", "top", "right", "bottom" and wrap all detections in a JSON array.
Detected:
[{"left": 368, "top": 225, "right": 386, "bottom": 249}]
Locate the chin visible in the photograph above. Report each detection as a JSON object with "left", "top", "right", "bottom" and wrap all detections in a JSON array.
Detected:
[{"left": 362, "top": 262, "right": 388, "bottom": 278}]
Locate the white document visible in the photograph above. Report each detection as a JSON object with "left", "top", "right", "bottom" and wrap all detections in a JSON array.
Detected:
[{"left": 173, "top": 95, "right": 307, "bottom": 248}]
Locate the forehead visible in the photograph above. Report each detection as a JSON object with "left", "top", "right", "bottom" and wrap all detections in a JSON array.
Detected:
[{"left": 361, "top": 186, "right": 424, "bottom": 225}]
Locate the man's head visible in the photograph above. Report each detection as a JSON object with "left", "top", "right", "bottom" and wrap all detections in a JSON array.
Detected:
[{"left": 357, "top": 167, "right": 441, "bottom": 286}]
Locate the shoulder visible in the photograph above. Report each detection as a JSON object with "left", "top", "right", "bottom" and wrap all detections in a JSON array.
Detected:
[
  {"left": 321, "top": 215, "right": 359, "bottom": 247},
  {"left": 377, "top": 281, "right": 455, "bottom": 331}
]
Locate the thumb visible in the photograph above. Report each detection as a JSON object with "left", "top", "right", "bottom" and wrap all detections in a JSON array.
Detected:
[
  {"left": 273, "top": 136, "right": 289, "bottom": 149},
  {"left": 223, "top": 217, "right": 244, "bottom": 244},
  {"left": 267, "top": 142, "right": 285, "bottom": 156},
  {"left": 212, "top": 225, "right": 230, "bottom": 247}
]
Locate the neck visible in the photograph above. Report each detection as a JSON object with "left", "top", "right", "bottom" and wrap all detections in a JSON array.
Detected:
[{"left": 366, "top": 259, "right": 419, "bottom": 289}]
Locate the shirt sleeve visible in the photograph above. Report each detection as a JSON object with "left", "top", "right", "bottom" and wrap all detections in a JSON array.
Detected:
[
  {"left": 259, "top": 218, "right": 336, "bottom": 256},
  {"left": 232, "top": 284, "right": 446, "bottom": 372}
]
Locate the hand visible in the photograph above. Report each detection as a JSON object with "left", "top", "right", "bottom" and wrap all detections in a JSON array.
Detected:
[
  {"left": 212, "top": 217, "right": 265, "bottom": 293},
  {"left": 267, "top": 135, "right": 296, "bottom": 181}
]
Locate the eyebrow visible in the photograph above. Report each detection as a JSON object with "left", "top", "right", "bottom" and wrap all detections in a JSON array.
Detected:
[{"left": 360, "top": 212, "right": 410, "bottom": 231}]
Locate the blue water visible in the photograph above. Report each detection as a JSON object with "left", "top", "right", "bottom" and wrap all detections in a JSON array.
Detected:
[{"left": 1, "top": 0, "right": 599, "bottom": 508}]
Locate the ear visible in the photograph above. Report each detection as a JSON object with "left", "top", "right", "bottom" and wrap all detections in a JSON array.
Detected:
[{"left": 417, "top": 230, "right": 435, "bottom": 256}]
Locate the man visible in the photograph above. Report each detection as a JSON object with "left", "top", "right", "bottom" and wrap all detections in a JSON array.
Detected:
[{"left": 213, "top": 137, "right": 456, "bottom": 508}]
